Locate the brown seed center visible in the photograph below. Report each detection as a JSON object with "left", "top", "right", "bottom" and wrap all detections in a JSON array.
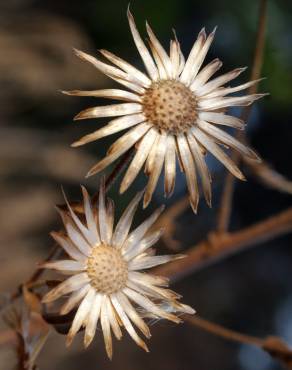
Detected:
[
  {"left": 142, "top": 80, "right": 197, "bottom": 134},
  {"left": 87, "top": 245, "right": 128, "bottom": 294}
]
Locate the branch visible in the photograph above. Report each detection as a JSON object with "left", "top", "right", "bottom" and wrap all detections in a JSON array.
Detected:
[
  {"left": 244, "top": 157, "right": 292, "bottom": 195},
  {"left": 154, "top": 207, "right": 292, "bottom": 281},
  {"left": 154, "top": 196, "right": 189, "bottom": 250},
  {"left": 217, "top": 0, "right": 268, "bottom": 233},
  {"left": 185, "top": 315, "right": 292, "bottom": 368}
]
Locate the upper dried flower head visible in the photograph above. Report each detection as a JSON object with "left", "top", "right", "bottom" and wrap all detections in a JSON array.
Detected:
[
  {"left": 63, "top": 9, "right": 267, "bottom": 212},
  {"left": 42, "top": 181, "right": 194, "bottom": 359}
]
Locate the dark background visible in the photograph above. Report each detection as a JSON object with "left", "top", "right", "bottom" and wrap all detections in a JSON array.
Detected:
[{"left": 0, "top": 0, "right": 292, "bottom": 369}]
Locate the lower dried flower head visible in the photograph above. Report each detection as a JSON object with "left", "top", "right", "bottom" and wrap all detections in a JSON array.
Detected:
[
  {"left": 42, "top": 181, "right": 194, "bottom": 359},
  {"left": 63, "top": 9, "right": 267, "bottom": 212}
]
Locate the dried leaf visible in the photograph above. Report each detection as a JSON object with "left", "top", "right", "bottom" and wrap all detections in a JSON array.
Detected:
[
  {"left": 27, "top": 330, "right": 50, "bottom": 369},
  {"left": 23, "top": 286, "right": 42, "bottom": 314}
]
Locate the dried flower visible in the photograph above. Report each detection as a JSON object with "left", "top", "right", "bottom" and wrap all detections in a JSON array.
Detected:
[
  {"left": 42, "top": 182, "right": 194, "bottom": 359},
  {"left": 64, "top": 9, "right": 266, "bottom": 211}
]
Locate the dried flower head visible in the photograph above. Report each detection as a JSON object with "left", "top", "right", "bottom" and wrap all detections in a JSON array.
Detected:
[
  {"left": 64, "top": 9, "right": 266, "bottom": 212},
  {"left": 42, "top": 182, "right": 194, "bottom": 359}
]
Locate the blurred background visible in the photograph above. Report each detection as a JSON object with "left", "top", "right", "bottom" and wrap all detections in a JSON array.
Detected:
[{"left": 0, "top": 0, "right": 292, "bottom": 369}]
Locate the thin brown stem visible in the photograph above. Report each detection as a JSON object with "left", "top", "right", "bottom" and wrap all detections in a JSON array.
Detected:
[
  {"left": 185, "top": 315, "right": 292, "bottom": 367},
  {"left": 155, "top": 207, "right": 292, "bottom": 282},
  {"left": 93, "top": 146, "right": 135, "bottom": 202},
  {"left": 185, "top": 315, "right": 263, "bottom": 346},
  {"left": 217, "top": 0, "right": 268, "bottom": 233},
  {"left": 154, "top": 195, "right": 189, "bottom": 250}
]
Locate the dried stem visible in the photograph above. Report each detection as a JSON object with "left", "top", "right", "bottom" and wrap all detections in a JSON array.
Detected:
[
  {"left": 185, "top": 315, "right": 292, "bottom": 367},
  {"left": 154, "top": 195, "right": 189, "bottom": 250},
  {"left": 217, "top": 0, "right": 268, "bottom": 233},
  {"left": 155, "top": 207, "right": 292, "bottom": 282},
  {"left": 185, "top": 315, "right": 262, "bottom": 346},
  {"left": 93, "top": 146, "right": 135, "bottom": 202}
]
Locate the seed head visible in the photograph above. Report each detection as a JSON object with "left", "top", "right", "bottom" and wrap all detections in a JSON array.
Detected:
[{"left": 87, "top": 245, "right": 128, "bottom": 294}]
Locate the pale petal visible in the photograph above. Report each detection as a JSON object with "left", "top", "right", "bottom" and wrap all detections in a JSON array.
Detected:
[
  {"left": 164, "top": 135, "right": 176, "bottom": 197},
  {"left": 115, "top": 291, "right": 150, "bottom": 338},
  {"left": 98, "top": 178, "right": 111, "bottom": 244},
  {"left": 107, "top": 122, "right": 151, "bottom": 156},
  {"left": 177, "top": 135, "right": 199, "bottom": 212},
  {"left": 170, "top": 30, "right": 185, "bottom": 76},
  {"left": 169, "top": 301, "right": 196, "bottom": 315},
  {"left": 187, "top": 134, "right": 212, "bottom": 206},
  {"left": 106, "top": 198, "right": 115, "bottom": 243},
  {"left": 74, "top": 48, "right": 144, "bottom": 87},
  {"left": 178, "top": 42, "right": 185, "bottom": 75},
  {"left": 203, "top": 78, "right": 264, "bottom": 99},
  {"left": 110, "top": 75, "right": 145, "bottom": 94},
  {"left": 106, "top": 297, "right": 122, "bottom": 340},
  {"left": 123, "top": 287, "right": 181, "bottom": 324},
  {"left": 145, "top": 132, "right": 160, "bottom": 175},
  {"left": 180, "top": 28, "right": 206, "bottom": 84},
  {"left": 67, "top": 288, "right": 95, "bottom": 346},
  {"left": 74, "top": 103, "right": 142, "bottom": 121},
  {"left": 128, "top": 271, "right": 169, "bottom": 287},
  {"left": 197, "top": 120, "right": 260, "bottom": 160},
  {"left": 185, "top": 28, "right": 217, "bottom": 84},
  {"left": 72, "top": 113, "right": 145, "bottom": 147},
  {"left": 100, "top": 296, "right": 113, "bottom": 359},
  {"left": 50, "top": 231, "right": 87, "bottom": 262},
  {"left": 86, "top": 122, "right": 151, "bottom": 177},
  {"left": 192, "top": 127, "right": 245, "bottom": 180},
  {"left": 81, "top": 186, "right": 100, "bottom": 245},
  {"left": 60, "top": 285, "right": 90, "bottom": 315},
  {"left": 122, "top": 205, "right": 165, "bottom": 254},
  {"left": 148, "top": 38, "right": 168, "bottom": 79},
  {"left": 144, "top": 133, "right": 168, "bottom": 208},
  {"left": 100, "top": 49, "right": 151, "bottom": 87},
  {"left": 127, "top": 9, "right": 158, "bottom": 80},
  {"left": 63, "top": 216, "right": 92, "bottom": 256},
  {"left": 196, "top": 67, "right": 247, "bottom": 96},
  {"left": 63, "top": 88, "right": 141, "bottom": 102},
  {"left": 62, "top": 189, "right": 96, "bottom": 245},
  {"left": 57, "top": 210, "right": 92, "bottom": 256},
  {"left": 84, "top": 293, "right": 102, "bottom": 347},
  {"left": 146, "top": 22, "right": 172, "bottom": 77},
  {"left": 190, "top": 58, "right": 222, "bottom": 91},
  {"left": 129, "top": 254, "right": 184, "bottom": 270},
  {"left": 124, "top": 229, "right": 163, "bottom": 261},
  {"left": 112, "top": 191, "right": 144, "bottom": 248},
  {"left": 198, "top": 94, "right": 266, "bottom": 110},
  {"left": 111, "top": 293, "right": 149, "bottom": 351},
  {"left": 170, "top": 39, "right": 180, "bottom": 78},
  {"left": 127, "top": 279, "right": 180, "bottom": 301},
  {"left": 199, "top": 111, "right": 245, "bottom": 130},
  {"left": 42, "top": 273, "right": 90, "bottom": 303},
  {"left": 41, "top": 260, "right": 85, "bottom": 273},
  {"left": 175, "top": 137, "right": 185, "bottom": 172},
  {"left": 120, "top": 128, "right": 158, "bottom": 193}
]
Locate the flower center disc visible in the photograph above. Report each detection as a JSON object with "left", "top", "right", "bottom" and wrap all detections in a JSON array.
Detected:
[
  {"left": 142, "top": 80, "right": 198, "bottom": 134},
  {"left": 87, "top": 245, "right": 128, "bottom": 294}
]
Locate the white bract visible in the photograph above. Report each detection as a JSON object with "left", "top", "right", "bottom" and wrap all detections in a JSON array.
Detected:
[
  {"left": 42, "top": 182, "right": 194, "bottom": 359},
  {"left": 64, "top": 9, "right": 266, "bottom": 212}
]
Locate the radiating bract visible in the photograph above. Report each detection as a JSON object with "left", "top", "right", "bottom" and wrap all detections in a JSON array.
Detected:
[
  {"left": 64, "top": 9, "right": 266, "bottom": 212},
  {"left": 42, "top": 182, "right": 194, "bottom": 359}
]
